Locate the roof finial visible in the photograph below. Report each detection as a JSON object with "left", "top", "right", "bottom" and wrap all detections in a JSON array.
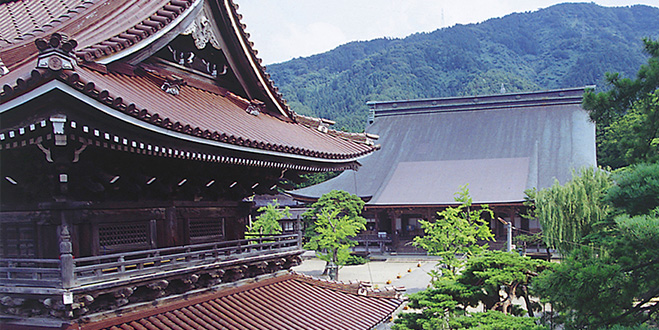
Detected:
[
  {"left": 35, "top": 33, "right": 78, "bottom": 71},
  {"left": 500, "top": 83, "right": 506, "bottom": 94}
]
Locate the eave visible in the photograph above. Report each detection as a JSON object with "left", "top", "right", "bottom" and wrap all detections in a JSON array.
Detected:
[{"left": 0, "top": 80, "right": 372, "bottom": 170}]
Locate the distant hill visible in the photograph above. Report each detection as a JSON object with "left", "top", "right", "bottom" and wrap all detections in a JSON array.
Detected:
[{"left": 267, "top": 3, "right": 659, "bottom": 132}]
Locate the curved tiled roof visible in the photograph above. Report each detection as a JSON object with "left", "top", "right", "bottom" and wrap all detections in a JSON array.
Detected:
[
  {"left": 0, "top": 1, "right": 380, "bottom": 165},
  {"left": 0, "top": 0, "right": 296, "bottom": 119},
  {"left": 78, "top": 273, "right": 403, "bottom": 330},
  {"left": 0, "top": 0, "right": 197, "bottom": 67},
  {"left": 0, "top": 61, "right": 378, "bottom": 163},
  {"left": 0, "top": 0, "right": 93, "bottom": 46}
]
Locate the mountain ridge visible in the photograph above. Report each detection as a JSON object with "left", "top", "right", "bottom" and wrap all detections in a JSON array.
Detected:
[{"left": 268, "top": 3, "right": 659, "bottom": 132}]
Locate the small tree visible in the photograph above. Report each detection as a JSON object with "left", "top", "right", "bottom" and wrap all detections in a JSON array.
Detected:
[
  {"left": 304, "top": 209, "right": 366, "bottom": 280},
  {"left": 413, "top": 185, "right": 494, "bottom": 277},
  {"left": 302, "top": 190, "right": 366, "bottom": 275},
  {"left": 246, "top": 200, "right": 290, "bottom": 237},
  {"left": 394, "top": 251, "right": 549, "bottom": 330},
  {"left": 302, "top": 189, "right": 366, "bottom": 239}
]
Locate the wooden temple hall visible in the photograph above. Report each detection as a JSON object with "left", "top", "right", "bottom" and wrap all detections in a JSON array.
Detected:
[
  {"left": 0, "top": 0, "right": 406, "bottom": 329},
  {"left": 292, "top": 87, "right": 597, "bottom": 252}
]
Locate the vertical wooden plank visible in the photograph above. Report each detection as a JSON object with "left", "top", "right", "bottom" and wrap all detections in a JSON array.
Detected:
[
  {"left": 91, "top": 221, "right": 100, "bottom": 256},
  {"left": 165, "top": 206, "right": 177, "bottom": 247}
]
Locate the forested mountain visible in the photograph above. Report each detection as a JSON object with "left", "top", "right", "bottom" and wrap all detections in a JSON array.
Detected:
[{"left": 267, "top": 3, "right": 659, "bottom": 132}]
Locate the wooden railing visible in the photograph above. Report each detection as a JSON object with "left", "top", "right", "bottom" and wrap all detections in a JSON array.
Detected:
[
  {"left": 0, "top": 234, "right": 301, "bottom": 292},
  {"left": 354, "top": 233, "right": 392, "bottom": 253},
  {"left": 355, "top": 234, "right": 392, "bottom": 243},
  {"left": 0, "top": 258, "right": 61, "bottom": 288}
]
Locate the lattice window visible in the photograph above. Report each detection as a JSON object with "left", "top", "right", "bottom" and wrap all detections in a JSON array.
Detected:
[
  {"left": 99, "top": 223, "right": 149, "bottom": 252},
  {"left": 281, "top": 220, "right": 295, "bottom": 232},
  {"left": 0, "top": 223, "right": 36, "bottom": 258},
  {"left": 189, "top": 218, "right": 224, "bottom": 243}
]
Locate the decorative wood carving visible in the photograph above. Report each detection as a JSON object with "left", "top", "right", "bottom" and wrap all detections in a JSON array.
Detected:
[{"left": 182, "top": 7, "right": 221, "bottom": 50}]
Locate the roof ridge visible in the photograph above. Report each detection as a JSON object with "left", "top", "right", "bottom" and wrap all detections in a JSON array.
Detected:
[
  {"left": 370, "top": 89, "right": 588, "bottom": 119},
  {"left": 295, "top": 113, "right": 380, "bottom": 147}
]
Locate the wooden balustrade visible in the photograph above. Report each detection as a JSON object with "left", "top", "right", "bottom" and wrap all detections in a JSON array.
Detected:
[
  {"left": 0, "top": 234, "right": 301, "bottom": 292},
  {"left": 0, "top": 259, "right": 61, "bottom": 288}
]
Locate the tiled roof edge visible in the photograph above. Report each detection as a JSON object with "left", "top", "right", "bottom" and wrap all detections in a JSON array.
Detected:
[
  {"left": 226, "top": 0, "right": 296, "bottom": 119},
  {"left": 291, "top": 272, "right": 405, "bottom": 300},
  {"left": 0, "top": 63, "right": 377, "bottom": 164},
  {"left": 74, "top": 0, "right": 197, "bottom": 63}
]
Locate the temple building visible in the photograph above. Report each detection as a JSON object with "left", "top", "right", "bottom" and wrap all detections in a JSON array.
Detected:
[
  {"left": 0, "top": 0, "right": 402, "bottom": 329},
  {"left": 291, "top": 87, "right": 597, "bottom": 252}
]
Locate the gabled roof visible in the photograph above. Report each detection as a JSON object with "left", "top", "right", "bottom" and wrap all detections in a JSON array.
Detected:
[
  {"left": 0, "top": 0, "right": 379, "bottom": 169},
  {"left": 291, "top": 87, "right": 597, "bottom": 205},
  {"left": 74, "top": 272, "right": 403, "bottom": 330}
]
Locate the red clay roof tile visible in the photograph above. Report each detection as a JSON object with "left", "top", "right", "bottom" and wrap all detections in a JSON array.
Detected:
[
  {"left": 78, "top": 273, "right": 403, "bottom": 330},
  {"left": 0, "top": 1, "right": 380, "bottom": 165}
]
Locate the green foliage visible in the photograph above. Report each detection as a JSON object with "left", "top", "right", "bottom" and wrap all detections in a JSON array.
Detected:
[
  {"left": 448, "top": 311, "right": 547, "bottom": 330},
  {"left": 533, "top": 210, "right": 659, "bottom": 329},
  {"left": 606, "top": 162, "right": 659, "bottom": 216},
  {"left": 603, "top": 326, "right": 654, "bottom": 330},
  {"left": 345, "top": 254, "right": 368, "bottom": 265},
  {"left": 596, "top": 90, "right": 659, "bottom": 167},
  {"left": 302, "top": 191, "right": 366, "bottom": 279},
  {"left": 413, "top": 185, "right": 494, "bottom": 277},
  {"left": 584, "top": 38, "right": 659, "bottom": 168},
  {"left": 293, "top": 171, "right": 342, "bottom": 189},
  {"left": 268, "top": 4, "right": 659, "bottom": 132},
  {"left": 394, "top": 251, "right": 549, "bottom": 330},
  {"left": 513, "top": 233, "right": 543, "bottom": 247},
  {"left": 304, "top": 208, "right": 366, "bottom": 270},
  {"left": 301, "top": 190, "right": 366, "bottom": 239},
  {"left": 460, "top": 251, "right": 550, "bottom": 315},
  {"left": 246, "top": 200, "right": 289, "bottom": 236},
  {"left": 535, "top": 167, "right": 611, "bottom": 254}
]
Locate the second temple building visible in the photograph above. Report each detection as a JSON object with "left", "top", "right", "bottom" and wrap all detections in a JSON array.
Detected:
[{"left": 292, "top": 87, "right": 597, "bottom": 252}]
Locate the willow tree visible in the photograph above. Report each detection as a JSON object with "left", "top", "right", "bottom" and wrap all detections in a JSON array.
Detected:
[{"left": 535, "top": 167, "right": 611, "bottom": 254}]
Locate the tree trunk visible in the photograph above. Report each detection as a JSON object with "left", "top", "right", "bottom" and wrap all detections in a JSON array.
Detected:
[{"left": 522, "top": 285, "right": 535, "bottom": 317}]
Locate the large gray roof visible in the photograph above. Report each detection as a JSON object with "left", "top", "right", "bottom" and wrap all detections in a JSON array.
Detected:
[{"left": 290, "top": 87, "right": 597, "bottom": 206}]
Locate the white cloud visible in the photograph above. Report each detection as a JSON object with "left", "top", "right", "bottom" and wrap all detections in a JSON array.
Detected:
[{"left": 269, "top": 22, "right": 348, "bottom": 61}]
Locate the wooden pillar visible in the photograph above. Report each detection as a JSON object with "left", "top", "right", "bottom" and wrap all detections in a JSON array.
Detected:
[
  {"left": 389, "top": 209, "right": 399, "bottom": 249},
  {"left": 59, "top": 224, "right": 74, "bottom": 289},
  {"left": 165, "top": 206, "right": 178, "bottom": 247}
]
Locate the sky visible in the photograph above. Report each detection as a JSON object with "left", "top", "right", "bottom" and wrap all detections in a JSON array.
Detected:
[{"left": 236, "top": 0, "right": 659, "bottom": 65}]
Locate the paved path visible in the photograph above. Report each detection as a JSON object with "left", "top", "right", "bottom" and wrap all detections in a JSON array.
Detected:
[{"left": 292, "top": 254, "right": 441, "bottom": 294}]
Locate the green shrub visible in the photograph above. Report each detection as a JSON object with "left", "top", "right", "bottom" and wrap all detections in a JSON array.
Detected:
[{"left": 345, "top": 254, "right": 368, "bottom": 265}]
